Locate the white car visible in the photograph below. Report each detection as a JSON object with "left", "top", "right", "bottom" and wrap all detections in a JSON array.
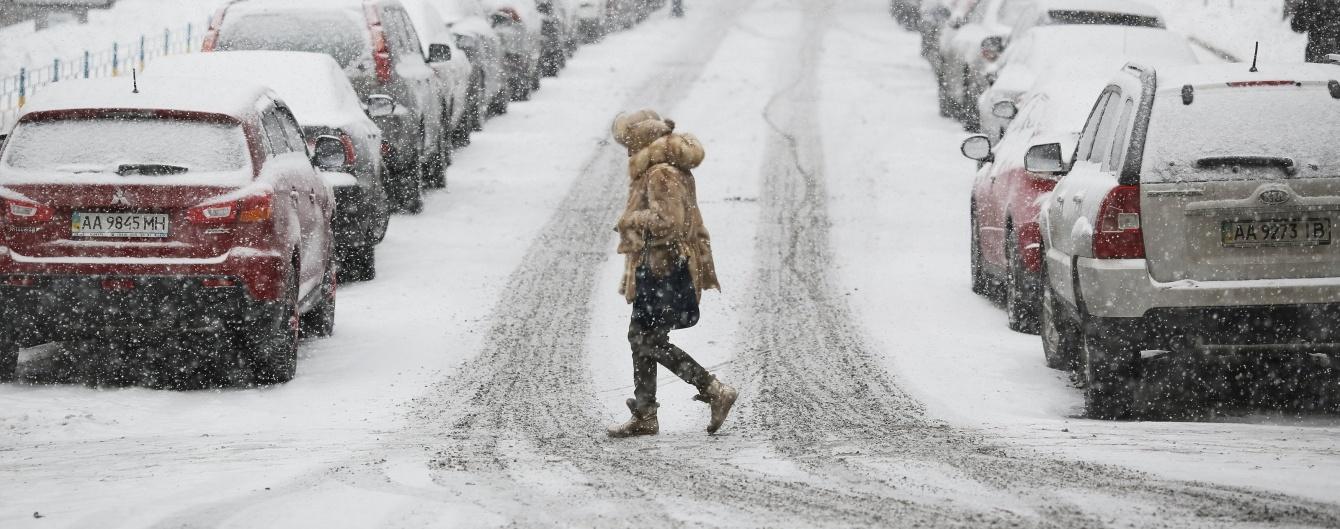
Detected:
[
  {"left": 934, "top": 0, "right": 1036, "bottom": 128},
  {"left": 1034, "top": 62, "right": 1340, "bottom": 419},
  {"left": 431, "top": 0, "right": 511, "bottom": 117},
  {"left": 404, "top": 0, "right": 477, "bottom": 150},
  {"left": 976, "top": 24, "right": 1197, "bottom": 144},
  {"left": 480, "top": 0, "right": 545, "bottom": 101}
]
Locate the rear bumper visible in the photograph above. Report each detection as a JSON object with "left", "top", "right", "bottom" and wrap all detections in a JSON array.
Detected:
[
  {"left": 1089, "top": 304, "right": 1340, "bottom": 355},
  {"left": 1077, "top": 256, "right": 1340, "bottom": 325},
  {"left": 0, "top": 246, "right": 289, "bottom": 302},
  {"left": 0, "top": 275, "right": 282, "bottom": 340}
]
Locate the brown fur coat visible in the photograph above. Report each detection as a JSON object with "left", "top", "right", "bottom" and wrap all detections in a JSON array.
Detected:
[{"left": 612, "top": 110, "right": 720, "bottom": 303}]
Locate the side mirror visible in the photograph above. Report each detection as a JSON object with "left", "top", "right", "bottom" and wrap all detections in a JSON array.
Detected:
[
  {"left": 980, "top": 36, "right": 1005, "bottom": 61},
  {"left": 961, "top": 135, "right": 993, "bottom": 162},
  {"left": 312, "top": 135, "right": 348, "bottom": 171},
  {"left": 992, "top": 100, "right": 1018, "bottom": 120},
  {"left": 367, "top": 94, "right": 396, "bottom": 118},
  {"left": 1025, "top": 143, "right": 1068, "bottom": 176},
  {"left": 490, "top": 11, "right": 511, "bottom": 26},
  {"left": 428, "top": 43, "right": 452, "bottom": 63}
]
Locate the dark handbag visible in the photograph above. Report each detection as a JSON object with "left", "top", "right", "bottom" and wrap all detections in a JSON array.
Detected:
[{"left": 632, "top": 255, "right": 700, "bottom": 331}]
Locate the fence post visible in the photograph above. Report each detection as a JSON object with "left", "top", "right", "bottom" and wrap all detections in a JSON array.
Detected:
[
  {"left": 113, "top": 42, "right": 119, "bottom": 76},
  {"left": 53, "top": 58, "right": 60, "bottom": 82},
  {"left": 18, "top": 68, "right": 25, "bottom": 107},
  {"left": 164, "top": 28, "right": 170, "bottom": 55},
  {"left": 139, "top": 34, "right": 145, "bottom": 71},
  {"left": 83, "top": 50, "right": 90, "bottom": 78},
  {"left": 186, "top": 23, "right": 193, "bottom": 53}
]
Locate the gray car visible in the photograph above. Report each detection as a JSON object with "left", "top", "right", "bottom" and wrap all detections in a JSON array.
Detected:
[{"left": 205, "top": 0, "right": 451, "bottom": 214}]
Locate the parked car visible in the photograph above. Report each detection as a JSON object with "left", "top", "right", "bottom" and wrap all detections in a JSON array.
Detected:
[
  {"left": 148, "top": 51, "right": 393, "bottom": 283},
  {"left": 960, "top": 77, "right": 1106, "bottom": 333},
  {"left": 892, "top": 0, "right": 923, "bottom": 29},
  {"left": 432, "top": 0, "right": 511, "bottom": 117},
  {"left": 571, "top": 0, "right": 608, "bottom": 42},
  {"left": 935, "top": 0, "right": 1035, "bottom": 127},
  {"left": 481, "top": 0, "right": 544, "bottom": 101},
  {"left": 924, "top": 0, "right": 977, "bottom": 116},
  {"left": 536, "top": 0, "right": 574, "bottom": 77},
  {"left": 1008, "top": 0, "right": 1165, "bottom": 41},
  {"left": 976, "top": 24, "right": 1197, "bottom": 144},
  {"left": 204, "top": 0, "right": 452, "bottom": 214},
  {"left": 0, "top": 77, "right": 341, "bottom": 383},
  {"left": 1035, "top": 62, "right": 1340, "bottom": 418},
  {"left": 404, "top": 0, "right": 476, "bottom": 157}
]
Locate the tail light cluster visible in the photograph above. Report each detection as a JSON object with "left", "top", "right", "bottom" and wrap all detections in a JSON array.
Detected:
[
  {"left": 498, "top": 7, "right": 522, "bottom": 22},
  {"left": 365, "top": 3, "right": 393, "bottom": 85},
  {"left": 186, "top": 193, "right": 274, "bottom": 225},
  {"left": 3, "top": 198, "right": 54, "bottom": 224},
  {"left": 201, "top": 7, "right": 227, "bottom": 52},
  {"left": 1092, "top": 185, "right": 1145, "bottom": 259}
]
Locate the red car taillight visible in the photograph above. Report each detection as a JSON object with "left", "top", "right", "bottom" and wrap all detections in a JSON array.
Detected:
[
  {"left": 1093, "top": 185, "right": 1144, "bottom": 259},
  {"left": 3, "top": 198, "right": 54, "bottom": 224},
  {"left": 186, "top": 193, "right": 273, "bottom": 225},
  {"left": 371, "top": 28, "right": 393, "bottom": 85},
  {"left": 498, "top": 7, "right": 522, "bottom": 22}
]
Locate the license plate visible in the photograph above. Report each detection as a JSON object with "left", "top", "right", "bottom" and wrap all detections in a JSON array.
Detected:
[
  {"left": 1221, "top": 218, "right": 1331, "bottom": 248},
  {"left": 71, "top": 212, "right": 170, "bottom": 238}
]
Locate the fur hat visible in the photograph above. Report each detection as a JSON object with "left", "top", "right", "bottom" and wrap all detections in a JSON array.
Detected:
[{"left": 612, "top": 109, "right": 674, "bottom": 152}]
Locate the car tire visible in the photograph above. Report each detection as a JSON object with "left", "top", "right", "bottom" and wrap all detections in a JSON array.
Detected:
[
  {"left": 489, "top": 87, "right": 509, "bottom": 115},
  {"left": 0, "top": 322, "right": 18, "bottom": 383},
  {"left": 394, "top": 151, "right": 425, "bottom": 214},
  {"left": 1005, "top": 229, "right": 1040, "bottom": 334},
  {"left": 339, "top": 244, "right": 376, "bottom": 283},
  {"left": 1040, "top": 279, "right": 1080, "bottom": 371},
  {"left": 247, "top": 269, "right": 299, "bottom": 385},
  {"left": 300, "top": 270, "right": 337, "bottom": 338},
  {"left": 1083, "top": 320, "right": 1139, "bottom": 420}
]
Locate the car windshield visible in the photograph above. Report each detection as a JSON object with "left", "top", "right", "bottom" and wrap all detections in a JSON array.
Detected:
[
  {"left": 216, "top": 10, "right": 371, "bottom": 68},
  {"left": 0, "top": 117, "right": 249, "bottom": 174},
  {"left": 1046, "top": 10, "right": 1163, "bottom": 28},
  {"left": 1142, "top": 86, "right": 1340, "bottom": 183}
]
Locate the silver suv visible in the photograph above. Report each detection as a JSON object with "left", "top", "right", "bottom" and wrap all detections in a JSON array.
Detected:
[{"left": 1032, "top": 62, "right": 1340, "bottom": 419}]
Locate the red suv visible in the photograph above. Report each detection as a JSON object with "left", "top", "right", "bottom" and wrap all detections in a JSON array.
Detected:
[{"left": 0, "top": 77, "right": 338, "bottom": 384}]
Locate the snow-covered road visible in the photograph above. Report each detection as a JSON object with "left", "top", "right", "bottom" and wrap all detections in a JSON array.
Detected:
[{"left": 2, "top": 0, "right": 1339, "bottom": 527}]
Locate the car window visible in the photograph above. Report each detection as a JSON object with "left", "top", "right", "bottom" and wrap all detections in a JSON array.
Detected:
[
  {"left": 386, "top": 8, "right": 423, "bottom": 61},
  {"left": 1103, "top": 98, "right": 1135, "bottom": 172},
  {"left": 1, "top": 117, "right": 248, "bottom": 173},
  {"left": 1085, "top": 91, "right": 1124, "bottom": 166},
  {"left": 1074, "top": 91, "right": 1112, "bottom": 163},
  {"left": 1142, "top": 86, "right": 1340, "bottom": 182},
  {"left": 217, "top": 10, "right": 372, "bottom": 69},
  {"left": 261, "top": 109, "right": 293, "bottom": 154},
  {"left": 277, "top": 107, "right": 308, "bottom": 152}
]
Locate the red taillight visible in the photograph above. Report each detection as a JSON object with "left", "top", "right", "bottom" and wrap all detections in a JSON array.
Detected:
[
  {"left": 3, "top": 199, "right": 54, "bottom": 224},
  {"left": 187, "top": 193, "right": 273, "bottom": 225},
  {"left": 371, "top": 28, "right": 393, "bottom": 85},
  {"left": 1227, "top": 80, "right": 1297, "bottom": 88},
  {"left": 499, "top": 7, "right": 521, "bottom": 21},
  {"left": 1093, "top": 185, "right": 1144, "bottom": 259}
]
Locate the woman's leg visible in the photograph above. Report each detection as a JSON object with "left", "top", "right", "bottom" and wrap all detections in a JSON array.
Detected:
[{"left": 629, "top": 320, "right": 713, "bottom": 405}]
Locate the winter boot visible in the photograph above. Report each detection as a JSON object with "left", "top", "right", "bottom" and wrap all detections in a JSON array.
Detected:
[
  {"left": 693, "top": 378, "right": 738, "bottom": 434},
  {"left": 607, "top": 399, "right": 659, "bottom": 438}
]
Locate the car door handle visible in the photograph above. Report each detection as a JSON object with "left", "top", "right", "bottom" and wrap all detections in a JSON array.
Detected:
[{"left": 1071, "top": 194, "right": 1083, "bottom": 203}]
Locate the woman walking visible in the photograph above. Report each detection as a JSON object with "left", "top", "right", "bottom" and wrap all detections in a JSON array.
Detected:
[{"left": 607, "top": 110, "right": 738, "bottom": 438}]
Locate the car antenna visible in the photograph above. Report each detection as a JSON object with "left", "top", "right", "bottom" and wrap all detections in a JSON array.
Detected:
[
  {"left": 1249, "top": 42, "right": 1259, "bottom": 73},
  {"left": 132, "top": 68, "right": 139, "bottom": 94}
]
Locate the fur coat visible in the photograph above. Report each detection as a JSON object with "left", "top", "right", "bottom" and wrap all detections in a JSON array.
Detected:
[{"left": 612, "top": 110, "right": 720, "bottom": 303}]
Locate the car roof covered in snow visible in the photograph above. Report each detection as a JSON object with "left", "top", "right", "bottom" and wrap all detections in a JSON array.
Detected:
[
  {"left": 1032, "top": 0, "right": 1161, "bottom": 19},
  {"left": 225, "top": 0, "right": 366, "bottom": 13},
  {"left": 17, "top": 76, "right": 275, "bottom": 121},
  {"left": 1148, "top": 62, "right": 1340, "bottom": 92},
  {"left": 1023, "top": 25, "right": 1197, "bottom": 70},
  {"left": 145, "top": 51, "right": 364, "bottom": 128}
]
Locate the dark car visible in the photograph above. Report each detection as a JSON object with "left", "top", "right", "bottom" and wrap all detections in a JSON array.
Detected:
[
  {"left": 0, "top": 77, "right": 341, "bottom": 384},
  {"left": 149, "top": 50, "right": 393, "bottom": 283},
  {"left": 204, "top": 0, "right": 451, "bottom": 214}
]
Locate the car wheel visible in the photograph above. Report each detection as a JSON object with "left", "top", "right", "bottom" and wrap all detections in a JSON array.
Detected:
[
  {"left": 0, "top": 322, "right": 18, "bottom": 382},
  {"left": 300, "top": 269, "right": 337, "bottom": 338},
  {"left": 394, "top": 151, "right": 425, "bottom": 214},
  {"left": 424, "top": 125, "right": 448, "bottom": 190},
  {"left": 1083, "top": 321, "right": 1139, "bottom": 420},
  {"left": 1040, "top": 280, "right": 1080, "bottom": 372},
  {"left": 247, "top": 268, "right": 299, "bottom": 385},
  {"left": 1005, "top": 229, "right": 1040, "bottom": 334},
  {"left": 489, "top": 87, "right": 509, "bottom": 115},
  {"left": 339, "top": 244, "right": 376, "bottom": 283}
]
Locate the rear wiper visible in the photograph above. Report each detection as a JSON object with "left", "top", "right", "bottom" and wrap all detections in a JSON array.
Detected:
[
  {"left": 116, "top": 164, "right": 189, "bottom": 176},
  {"left": 1195, "top": 156, "right": 1298, "bottom": 176}
]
